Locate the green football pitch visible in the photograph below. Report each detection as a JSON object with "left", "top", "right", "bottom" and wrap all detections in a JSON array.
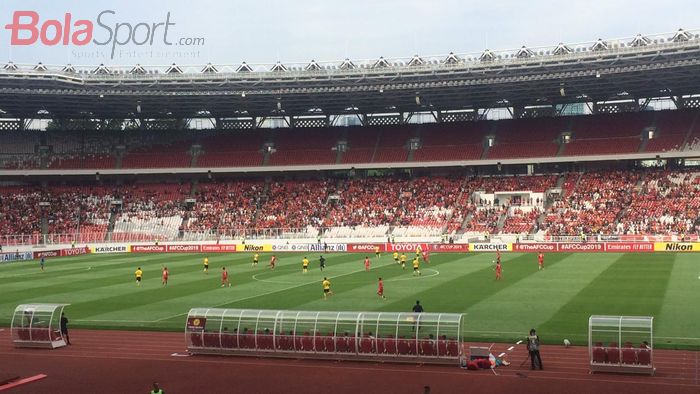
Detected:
[{"left": 1, "top": 252, "right": 698, "bottom": 349}]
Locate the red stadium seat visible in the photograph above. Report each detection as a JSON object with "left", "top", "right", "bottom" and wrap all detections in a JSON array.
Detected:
[
  {"left": 314, "top": 335, "right": 326, "bottom": 352},
  {"left": 384, "top": 337, "right": 396, "bottom": 355},
  {"left": 621, "top": 348, "right": 637, "bottom": 365},
  {"left": 420, "top": 339, "right": 436, "bottom": 357},
  {"left": 203, "top": 332, "right": 220, "bottom": 348},
  {"left": 221, "top": 333, "right": 236, "bottom": 349},
  {"left": 335, "top": 336, "right": 349, "bottom": 353},
  {"left": 301, "top": 335, "right": 314, "bottom": 352},
  {"left": 637, "top": 349, "right": 651, "bottom": 365},
  {"left": 397, "top": 339, "right": 410, "bottom": 355},
  {"left": 446, "top": 340, "right": 460, "bottom": 357},
  {"left": 606, "top": 347, "right": 620, "bottom": 364},
  {"left": 592, "top": 347, "right": 606, "bottom": 363},
  {"left": 239, "top": 333, "right": 254, "bottom": 349},
  {"left": 324, "top": 336, "right": 336, "bottom": 353},
  {"left": 359, "top": 336, "right": 374, "bottom": 354},
  {"left": 189, "top": 333, "right": 203, "bottom": 347}
]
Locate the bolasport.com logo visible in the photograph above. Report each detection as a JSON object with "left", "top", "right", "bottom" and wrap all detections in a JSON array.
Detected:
[{"left": 3, "top": 10, "right": 205, "bottom": 60}]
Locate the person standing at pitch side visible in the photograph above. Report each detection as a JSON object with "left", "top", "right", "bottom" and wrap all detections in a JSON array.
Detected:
[{"left": 527, "top": 328, "right": 543, "bottom": 370}]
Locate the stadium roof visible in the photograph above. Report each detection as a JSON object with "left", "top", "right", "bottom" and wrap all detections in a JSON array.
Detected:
[{"left": 1, "top": 30, "right": 700, "bottom": 119}]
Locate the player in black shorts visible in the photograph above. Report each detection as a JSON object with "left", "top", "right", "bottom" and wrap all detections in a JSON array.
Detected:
[{"left": 319, "top": 255, "right": 326, "bottom": 271}]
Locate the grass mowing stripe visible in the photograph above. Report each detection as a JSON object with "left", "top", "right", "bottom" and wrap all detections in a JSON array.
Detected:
[
  {"left": 72, "top": 254, "right": 371, "bottom": 325},
  {"left": 150, "top": 257, "right": 408, "bottom": 324},
  {"left": 376, "top": 252, "right": 565, "bottom": 315},
  {"left": 655, "top": 253, "right": 700, "bottom": 348},
  {"left": 0, "top": 254, "right": 201, "bottom": 304},
  {"left": 538, "top": 253, "right": 676, "bottom": 346},
  {"left": 463, "top": 253, "right": 621, "bottom": 343}
]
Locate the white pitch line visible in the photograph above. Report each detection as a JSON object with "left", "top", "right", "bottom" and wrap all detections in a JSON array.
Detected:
[
  {"left": 75, "top": 319, "right": 156, "bottom": 324},
  {"left": 153, "top": 260, "right": 400, "bottom": 323},
  {"left": 386, "top": 268, "right": 439, "bottom": 281},
  {"left": 465, "top": 331, "right": 700, "bottom": 341}
]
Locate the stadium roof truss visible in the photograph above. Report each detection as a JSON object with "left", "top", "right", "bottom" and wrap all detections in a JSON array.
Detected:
[{"left": 1, "top": 30, "right": 700, "bottom": 121}]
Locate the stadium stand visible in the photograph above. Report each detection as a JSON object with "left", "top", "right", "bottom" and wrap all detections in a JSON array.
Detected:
[
  {"left": 413, "top": 122, "right": 485, "bottom": 162},
  {"left": 616, "top": 169, "right": 700, "bottom": 235},
  {"left": 544, "top": 170, "right": 642, "bottom": 235}
]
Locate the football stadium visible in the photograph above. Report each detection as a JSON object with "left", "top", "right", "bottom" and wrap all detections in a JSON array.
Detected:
[{"left": 1, "top": 3, "right": 700, "bottom": 393}]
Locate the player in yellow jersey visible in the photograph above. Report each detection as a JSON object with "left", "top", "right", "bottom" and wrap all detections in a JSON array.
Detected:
[
  {"left": 412, "top": 257, "right": 421, "bottom": 276},
  {"left": 203, "top": 257, "right": 209, "bottom": 274},
  {"left": 415, "top": 246, "right": 422, "bottom": 259},
  {"left": 135, "top": 267, "right": 143, "bottom": 286},
  {"left": 400, "top": 253, "right": 407, "bottom": 270},
  {"left": 252, "top": 253, "right": 259, "bottom": 267},
  {"left": 302, "top": 257, "right": 309, "bottom": 273},
  {"left": 374, "top": 246, "right": 381, "bottom": 259},
  {"left": 322, "top": 277, "right": 333, "bottom": 299},
  {"left": 393, "top": 251, "right": 399, "bottom": 264}
]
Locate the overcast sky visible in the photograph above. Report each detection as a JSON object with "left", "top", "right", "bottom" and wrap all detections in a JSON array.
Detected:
[{"left": 0, "top": 0, "right": 698, "bottom": 66}]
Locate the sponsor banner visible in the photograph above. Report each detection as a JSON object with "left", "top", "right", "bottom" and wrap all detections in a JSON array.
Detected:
[
  {"left": 186, "top": 317, "right": 206, "bottom": 331},
  {"left": 512, "top": 243, "right": 558, "bottom": 252},
  {"left": 429, "top": 244, "right": 469, "bottom": 252},
  {"left": 241, "top": 244, "right": 272, "bottom": 252},
  {"left": 384, "top": 243, "right": 430, "bottom": 253},
  {"left": 558, "top": 243, "right": 604, "bottom": 252},
  {"left": 309, "top": 243, "right": 347, "bottom": 252},
  {"left": 201, "top": 244, "right": 237, "bottom": 253},
  {"left": 33, "top": 250, "right": 60, "bottom": 259},
  {"left": 653, "top": 242, "right": 700, "bottom": 252},
  {"left": 166, "top": 244, "right": 201, "bottom": 253},
  {"left": 0, "top": 252, "right": 33, "bottom": 262},
  {"left": 270, "top": 244, "right": 308, "bottom": 252},
  {"left": 91, "top": 245, "right": 130, "bottom": 254},
  {"left": 61, "top": 246, "right": 91, "bottom": 257},
  {"left": 604, "top": 243, "right": 654, "bottom": 252},
  {"left": 347, "top": 244, "right": 385, "bottom": 253},
  {"left": 468, "top": 243, "right": 512, "bottom": 252},
  {"left": 131, "top": 245, "right": 166, "bottom": 253}
]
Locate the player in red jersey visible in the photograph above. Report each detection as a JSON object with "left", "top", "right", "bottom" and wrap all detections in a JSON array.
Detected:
[
  {"left": 496, "top": 249, "right": 501, "bottom": 264},
  {"left": 422, "top": 250, "right": 430, "bottom": 264},
  {"left": 494, "top": 260, "right": 502, "bottom": 281},
  {"left": 538, "top": 253, "right": 544, "bottom": 271},
  {"left": 221, "top": 267, "right": 231, "bottom": 287},
  {"left": 364, "top": 256, "right": 371, "bottom": 271},
  {"left": 270, "top": 255, "right": 277, "bottom": 270},
  {"left": 377, "top": 277, "right": 386, "bottom": 300},
  {"left": 161, "top": 266, "right": 169, "bottom": 287}
]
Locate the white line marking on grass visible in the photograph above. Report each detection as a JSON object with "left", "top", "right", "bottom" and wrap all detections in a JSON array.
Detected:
[
  {"left": 75, "top": 319, "right": 156, "bottom": 324},
  {"left": 171, "top": 352, "right": 190, "bottom": 357},
  {"left": 465, "top": 330, "right": 700, "bottom": 341},
  {"left": 251, "top": 273, "right": 317, "bottom": 285},
  {"left": 154, "top": 260, "right": 399, "bottom": 323},
  {"left": 385, "top": 269, "right": 439, "bottom": 281}
]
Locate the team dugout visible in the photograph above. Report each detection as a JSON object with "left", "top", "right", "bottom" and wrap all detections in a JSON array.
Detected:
[
  {"left": 589, "top": 315, "right": 654, "bottom": 375},
  {"left": 11, "top": 303, "right": 70, "bottom": 349},
  {"left": 186, "top": 308, "right": 464, "bottom": 364}
]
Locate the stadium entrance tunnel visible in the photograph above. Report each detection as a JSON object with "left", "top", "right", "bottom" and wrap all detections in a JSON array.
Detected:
[{"left": 185, "top": 308, "right": 464, "bottom": 365}]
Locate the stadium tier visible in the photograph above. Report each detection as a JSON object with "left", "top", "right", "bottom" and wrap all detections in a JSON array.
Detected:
[
  {"left": 2, "top": 169, "right": 698, "bottom": 245},
  {"left": 1, "top": 109, "right": 699, "bottom": 170}
]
